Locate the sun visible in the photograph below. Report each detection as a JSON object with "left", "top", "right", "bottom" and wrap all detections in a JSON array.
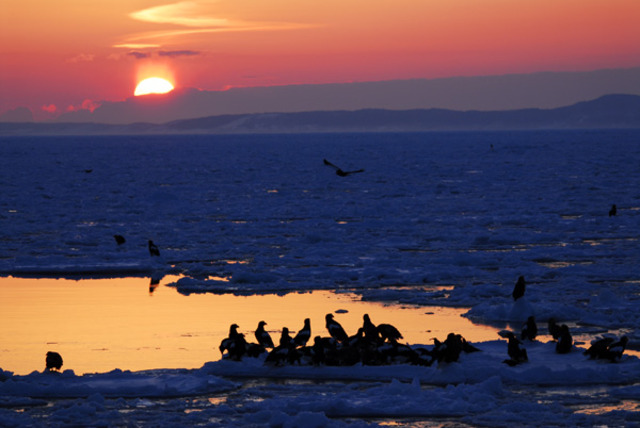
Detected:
[{"left": 134, "top": 77, "right": 174, "bottom": 96}]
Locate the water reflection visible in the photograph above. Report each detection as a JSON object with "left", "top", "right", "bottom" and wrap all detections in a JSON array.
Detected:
[
  {"left": 0, "top": 275, "right": 498, "bottom": 375},
  {"left": 149, "top": 275, "right": 162, "bottom": 294}
]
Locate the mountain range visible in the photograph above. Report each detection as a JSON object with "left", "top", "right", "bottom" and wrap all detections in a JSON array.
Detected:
[{"left": 1, "top": 94, "right": 639, "bottom": 135}]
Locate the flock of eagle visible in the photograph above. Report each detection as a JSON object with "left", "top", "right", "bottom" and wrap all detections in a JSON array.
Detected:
[{"left": 214, "top": 276, "right": 629, "bottom": 368}]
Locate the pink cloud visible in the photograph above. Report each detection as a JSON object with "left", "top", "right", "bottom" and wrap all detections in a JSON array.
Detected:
[
  {"left": 66, "top": 99, "right": 101, "bottom": 113},
  {"left": 41, "top": 104, "right": 57, "bottom": 113},
  {"left": 81, "top": 99, "right": 101, "bottom": 112}
]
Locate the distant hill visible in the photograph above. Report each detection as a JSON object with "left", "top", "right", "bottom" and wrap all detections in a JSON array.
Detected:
[{"left": 2, "top": 94, "right": 639, "bottom": 136}]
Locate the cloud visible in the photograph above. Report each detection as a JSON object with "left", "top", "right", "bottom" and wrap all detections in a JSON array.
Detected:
[
  {"left": 128, "top": 51, "right": 151, "bottom": 59},
  {"left": 113, "top": 43, "right": 161, "bottom": 49},
  {"left": 120, "top": 1, "right": 316, "bottom": 51},
  {"left": 123, "top": 22, "right": 313, "bottom": 44},
  {"left": 66, "top": 99, "right": 101, "bottom": 113},
  {"left": 67, "top": 53, "right": 95, "bottom": 63},
  {"left": 158, "top": 50, "right": 201, "bottom": 57},
  {"left": 41, "top": 104, "right": 57, "bottom": 113},
  {"left": 130, "top": 1, "right": 229, "bottom": 28}
]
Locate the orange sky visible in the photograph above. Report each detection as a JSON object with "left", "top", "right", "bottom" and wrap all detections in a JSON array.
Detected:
[{"left": 1, "top": 0, "right": 639, "bottom": 119}]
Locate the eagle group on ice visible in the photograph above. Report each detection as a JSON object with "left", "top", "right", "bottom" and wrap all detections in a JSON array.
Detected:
[
  {"left": 219, "top": 313, "right": 481, "bottom": 367},
  {"left": 217, "top": 275, "right": 629, "bottom": 368}
]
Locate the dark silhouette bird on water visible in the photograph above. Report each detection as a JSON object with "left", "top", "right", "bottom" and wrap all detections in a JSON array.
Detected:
[
  {"left": 609, "top": 204, "right": 617, "bottom": 217},
  {"left": 255, "top": 321, "right": 275, "bottom": 348},
  {"left": 148, "top": 240, "right": 160, "bottom": 257},
  {"left": 325, "top": 313, "right": 349, "bottom": 343},
  {"left": 114, "top": 235, "right": 126, "bottom": 245},
  {"left": 555, "top": 324, "right": 573, "bottom": 354},
  {"left": 323, "top": 159, "right": 364, "bottom": 177},
  {"left": 520, "top": 316, "right": 538, "bottom": 341},
  {"left": 512, "top": 276, "right": 526, "bottom": 301},
  {"left": 45, "top": 351, "right": 63, "bottom": 372},
  {"left": 293, "top": 318, "right": 311, "bottom": 347}
]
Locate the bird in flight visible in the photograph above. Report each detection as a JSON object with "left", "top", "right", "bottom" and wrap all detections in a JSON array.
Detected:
[{"left": 323, "top": 159, "right": 364, "bottom": 177}]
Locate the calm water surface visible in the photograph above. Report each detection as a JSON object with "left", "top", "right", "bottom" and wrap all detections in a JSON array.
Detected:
[{"left": 0, "top": 275, "right": 500, "bottom": 375}]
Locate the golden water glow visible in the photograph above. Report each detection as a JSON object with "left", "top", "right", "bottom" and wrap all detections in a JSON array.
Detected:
[
  {"left": 134, "top": 77, "right": 174, "bottom": 96},
  {"left": 0, "top": 276, "right": 499, "bottom": 375}
]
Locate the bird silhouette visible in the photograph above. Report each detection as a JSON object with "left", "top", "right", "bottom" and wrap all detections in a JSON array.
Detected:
[
  {"left": 555, "top": 324, "right": 573, "bottom": 354},
  {"left": 148, "top": 240, "right": 160, "bottom": 257},
  {"left": 520, "top": 316, "right": 538, "bottom": 341},
  {"left": 584, "top": 336, "right": 628, "bottom": 362},
  {"left": 325, "top": 313, "right": 349, "bottom": 342},
  {"left": 255, "top": 321, "right": 275, "bottom": 348},
  {"left": 113, "top": 235, "right": 126, "bottom": 245},
  {"left": 362, "top": 314, "right": 380, "bottom": 344},
  {"left": 609, "top": 204, "right": 617, "bottom": 217},
  {"left": 548, "top": 318, "right": 561, "bottom": 340},
  {"left": 293, "top": 318, "right": 311, "bottom": 347},
  {"left": 279, "top": 327, "right": 293, "bottom": 348},
  {"left": 502, "top": 331, "right": 528, "bottom": 366},
  {"left": 377, "top": 323, "right": 403, "bottom": 344},
  {"left": 512, "top": 276, "right": 526, "bottom": 301},
  {"left": 604, "top": 336, "right": 628, "bottom": 362},
  {"left": 219, "top": 324, "right": 246, "bottom": 360},
  {"left": 432, "top": 333, "right": 464, "bottom": 363},
  {"left": 584, "top": 337, "right": 615, "bottom": 359},
  {"left": 323, "top": 159, "right": 364, "bottom": 177},
  {"left": 45, "top": 351, "right": 63, "bottom": 372}
]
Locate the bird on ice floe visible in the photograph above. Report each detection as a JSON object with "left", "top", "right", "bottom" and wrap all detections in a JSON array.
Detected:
[
  {"left": 219, "top": 324, "right": 247, "bottom": 360},
  {"left": 293, "top": 318, "right": 311, "bottom": 347},
  {"left": 499, "top": 331, "right": 528, "bottom": 366},
  {"left": 377, "top": 323, "right": 404, "bottom": 344},
  {"left": 325, "top": 313, "right": 349, "bottom": 343},
  {"left": 323, "top": 159, "right": 364, "bottom": 177},
  {"left": 148, "top": 240, "right": 160, "bottom": 257},
  {"left": 279, "top": 327, "right": 294, "bottom": 348},
  {"left": 45, "top": 351, "right": 63, "bottom": 372},
  {"left": 255, "top": 321, "right": 275, "bottom": 348},
  {"left": 584, "top": 336, "right": 628, "bottom": 362},
  {"left": 512, "top": 275, "right": 526, "bottom": 301},
  {"left": 548, "top": 318, "right": 562, "bottom": 341},
  {"left": 555, "top": 324, "right": 573, "bottom": 354},
  {"left": 362, "top": 314, "right": 380, "bottom": 344},
  {"left": 520, "top": 316, "right": 538, "bottom": 341}
]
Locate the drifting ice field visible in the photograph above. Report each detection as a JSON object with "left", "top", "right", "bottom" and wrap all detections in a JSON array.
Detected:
[{"left": 1, "top": 130, "right": 639, "bottom": 426}]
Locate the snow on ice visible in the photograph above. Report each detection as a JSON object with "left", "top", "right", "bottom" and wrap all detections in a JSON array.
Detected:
[{"left": 1, "top": 130, "right": 639, "bottom": 426}]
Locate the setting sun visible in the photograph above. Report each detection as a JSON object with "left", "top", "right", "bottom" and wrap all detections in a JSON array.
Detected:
[{"left": 134, "top": 77, "right": 174, "bottom": 96}]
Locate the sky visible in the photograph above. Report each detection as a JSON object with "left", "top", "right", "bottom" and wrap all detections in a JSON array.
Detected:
[{"left": 1, "top": 0, "right": 640, "bottom": 120}]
